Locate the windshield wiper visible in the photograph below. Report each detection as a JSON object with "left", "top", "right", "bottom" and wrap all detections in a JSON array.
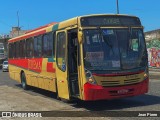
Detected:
[
  {"left": 97, "top": 27, "right": 114, "bottom": 55},
  {"left": 127, "top": 26, "right": 133, "bottom": 53}
]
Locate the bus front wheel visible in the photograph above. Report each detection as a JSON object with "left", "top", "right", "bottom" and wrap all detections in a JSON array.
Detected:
[{"left": 21, "top": 72, "right": 28, "bottom": 90}]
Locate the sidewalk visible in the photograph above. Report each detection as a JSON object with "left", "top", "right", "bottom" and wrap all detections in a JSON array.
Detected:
[
  {"left": 149, "top": 67, "right": 160, "bottom": 72},
  {"left": 149, "top": 67, "right": 159, "bottom": 80},
  {"left": 149, "top": 67, "right": 160, "bottom": 75}
]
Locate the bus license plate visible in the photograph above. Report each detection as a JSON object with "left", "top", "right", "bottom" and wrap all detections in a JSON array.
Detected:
[{"left": 117, "top": 89, "right": 129, "bottom": 94}]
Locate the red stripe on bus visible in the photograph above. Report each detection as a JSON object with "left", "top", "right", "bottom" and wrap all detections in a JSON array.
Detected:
[
  {"left": 92, "top": 71, "right": 144, "bottom": 77},
  {"left": 9, "top": 58, "right": 43, "bottom": 73}
]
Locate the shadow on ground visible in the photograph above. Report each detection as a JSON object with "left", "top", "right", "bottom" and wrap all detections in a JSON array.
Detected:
[
  {"left": 71, "top": 95, "right": 160, "bottom": 111},
  {"left": 13, "top": 84, "right": 160, "bottom": 111},
  {"left": 14, "top": 84, "right": 58, "bottom": 99}
]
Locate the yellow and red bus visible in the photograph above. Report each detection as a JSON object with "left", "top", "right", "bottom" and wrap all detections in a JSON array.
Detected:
[{"left": 8, "top": 14, "right": 149, "bottom": 101}]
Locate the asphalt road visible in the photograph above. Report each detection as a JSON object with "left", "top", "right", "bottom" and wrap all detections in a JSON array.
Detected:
[{"left": 0, "top": 69, "right": 160, "bottom": 120}]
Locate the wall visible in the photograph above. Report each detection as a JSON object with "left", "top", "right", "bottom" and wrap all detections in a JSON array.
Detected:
[{"left": 145, "top": 29, "right": 160, "bottom": 68}]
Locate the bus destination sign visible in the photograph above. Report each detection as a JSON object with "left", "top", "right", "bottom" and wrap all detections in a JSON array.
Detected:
[{"left": 81, "top": 16, "right": 141, "bottom": 27}]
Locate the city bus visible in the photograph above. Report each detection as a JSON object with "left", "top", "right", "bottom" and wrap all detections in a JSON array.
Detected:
[{"left": 8, "top": 14, "right": 149, "bottom": 101}]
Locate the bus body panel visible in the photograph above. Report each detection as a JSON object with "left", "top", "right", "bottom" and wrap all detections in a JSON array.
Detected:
[
  {"left": 83, "top": 78, "right": 149, "bottom": 101},
  {"left": 8, "top": 58, "right": 57, "bottom": 92}
]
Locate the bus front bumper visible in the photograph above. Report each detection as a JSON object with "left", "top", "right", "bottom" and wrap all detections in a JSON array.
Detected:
[{"left": 83, "top": 78, "right": 149, "bottom": 101}]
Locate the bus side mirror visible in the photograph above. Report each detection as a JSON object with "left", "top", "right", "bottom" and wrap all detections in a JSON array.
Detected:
[{"left": 78, "top": 31, "right": 83, "bottom": 43}]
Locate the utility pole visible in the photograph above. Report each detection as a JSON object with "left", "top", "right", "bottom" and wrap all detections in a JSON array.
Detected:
[
  {"left": 17, "top": 11, "right": 20, "bottom": 36},
  {"left": 116, "top": 0, "right": 119, "bottom": 14}
]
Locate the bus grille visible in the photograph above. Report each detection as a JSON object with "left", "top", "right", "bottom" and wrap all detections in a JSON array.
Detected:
[
  {"left": 124, "top": 78, "right": 140, "bottom": 84},
  {"left": 101, "top": 81, "right": 120, "bottom": 86},
  {"left": 101, "top": 78, "right": 141, "bottom": 87}
]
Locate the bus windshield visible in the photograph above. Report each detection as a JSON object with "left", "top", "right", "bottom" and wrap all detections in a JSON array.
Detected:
[{"left": 83, "top": 28, "right": 146, "bottom": 70}]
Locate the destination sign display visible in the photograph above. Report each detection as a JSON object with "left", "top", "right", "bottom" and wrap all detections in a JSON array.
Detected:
[{"left": 81, "top": 16, "right": 141, "bottom": 27}]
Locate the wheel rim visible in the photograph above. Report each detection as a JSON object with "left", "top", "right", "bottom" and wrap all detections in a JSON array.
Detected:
[
  {"left": 22, "top": 80, "right": 25, "bottom": 88},
  {"left": 22, "top": 74, "right": 26, "bottom": 88}
]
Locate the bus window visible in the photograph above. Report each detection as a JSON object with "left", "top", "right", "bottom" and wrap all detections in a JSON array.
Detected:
[
  {"left": 53, "top": 32, "right": 56, "bottom": 57},
  {"left": 42, "top": 33, "right": 53, "bottom": 57},
  {"left": 56, "top": 32, "right": 66, "bottom": 71},
  {"left": 9, "top": 43, "right": 12, "bottom": 58},
  {"left": 19, "top": 40, "right": 25, "bottom": 58},
  {"left": 34, "top": 36, "right": 42, "bottom": 57},
  {"left": 22, "top": 40, "right": 26, "bottom": 58},
  {"left": 26, "top": 38, "right": 34, "bottom": 58},
  {"left": 34, "top": 37, "right": 38, "bottom": 57},
  {"left": 13, "top": 43, "right": 16, "bottom": 58},
  {"left": 15, "top": 42, "right": 20, "bottom": 58},
  {"left": 131, "top": 39, "right": 139, "bottom": 51},
  {"left": 19, "top": 41, "right": 22, "bottom": 57}
]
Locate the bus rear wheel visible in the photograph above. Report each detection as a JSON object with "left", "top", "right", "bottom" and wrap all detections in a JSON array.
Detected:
[{"left": 21, "top": 72, "right": 28, "bottom": 90}]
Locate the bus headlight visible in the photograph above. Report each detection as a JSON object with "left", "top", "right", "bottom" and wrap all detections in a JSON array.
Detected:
[
  {"left": 144, "top": 73, "right": 148, "bottom": 80},
  {"left": 144, "top": 67, "right": 149, "bottom": 80},
  {"left": 85, "top": 69, "right": 97, "bottom": 85}
]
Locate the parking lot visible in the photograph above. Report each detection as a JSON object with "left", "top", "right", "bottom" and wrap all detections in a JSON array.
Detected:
[{"left": 0, "top": 69, "right": 160, "bottom": 119}]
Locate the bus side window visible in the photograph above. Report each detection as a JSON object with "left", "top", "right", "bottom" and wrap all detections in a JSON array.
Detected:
[
  {"left": 37, "top": 36, "right": 42, "bottom": 57},
  {"left": 42, "top": 33, "right": 53, "bottom": 57},
  {"left": 22, "top": 40, "right": 26, "bottom": 57},
  {"left": 34, "top": 37, "right": 38, "bottom": 57},
  {"left": 34, "top": 36, "right": 42, "bottom": 57},
  {"left": 53, "top": 32, "right": 56, "bottom": 57},
  {"left": 9, "top": 43, "right": 13, "bottom": 58},
  {"left": 26, "top": 38, "right": 34, "bottom": 58},
  {"left": 13, "top": 42, "right": 16, "bottom": 58},
  {"left": 19, "top": 40, "right": 25, "bottom": 58},
  {"left": 17, "top": 42, "right": 20, "bottom": 58}
]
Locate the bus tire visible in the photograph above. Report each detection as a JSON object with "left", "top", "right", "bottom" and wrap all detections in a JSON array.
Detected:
[{"left": 21, "top": 72, "right": 28, "bottom": 90}]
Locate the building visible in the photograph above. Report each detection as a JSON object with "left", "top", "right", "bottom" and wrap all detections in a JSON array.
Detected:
[
  {"left": 145, "top": 29, "right": 160, "bottom": 68},
  {"left": 0, "top": 27, "right": 29, "bottom": 60},
  {"left": 145, "top": 29, "right": 160, "bottom": 42},
  {"left": 9, "top": 27, "right": 28, "bottom": 38}
]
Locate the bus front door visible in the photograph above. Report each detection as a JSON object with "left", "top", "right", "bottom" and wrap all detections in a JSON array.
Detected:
[{"left": 56, "top": 30, "right": 70, "bottom": 100}]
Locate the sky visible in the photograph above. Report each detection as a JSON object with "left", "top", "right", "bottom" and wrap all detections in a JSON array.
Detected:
[{"left": 0, "top": 0, "right": 160, "bottom": 34}]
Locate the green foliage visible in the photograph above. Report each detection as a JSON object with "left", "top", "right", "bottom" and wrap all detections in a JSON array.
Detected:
[{"left": 146, "top": 39, "right": 160, "bottom": 48}]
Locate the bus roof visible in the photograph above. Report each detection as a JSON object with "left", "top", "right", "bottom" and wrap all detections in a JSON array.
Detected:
[
  {"left": 8, "top": 22, "right": 58, "bottom": 43},
  {"left": 78, "top": 14, "right": 138, "bottom": 18},
  {"left": 8, "top": 14, "right": 139, "bottom": 43}
]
